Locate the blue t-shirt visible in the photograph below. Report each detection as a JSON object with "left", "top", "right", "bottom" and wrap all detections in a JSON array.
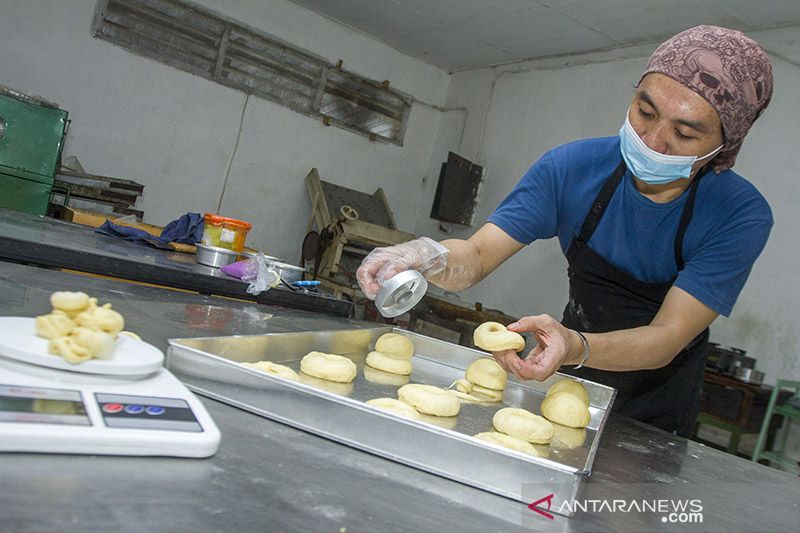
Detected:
[{"left": 488, "top": 136, "right": 773, "bottom": 317}]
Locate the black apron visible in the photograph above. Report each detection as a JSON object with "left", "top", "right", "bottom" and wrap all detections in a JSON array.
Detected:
[{"left": 560, "top": 161, "right": 708, "bottom": 437}]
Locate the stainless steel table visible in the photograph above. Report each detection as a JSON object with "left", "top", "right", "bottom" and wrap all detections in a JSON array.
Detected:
[
  {"left": 0, "top": 207, "right": 351, "bottom": 316},
  {"left": 1, "top": 262, "right": 798, "bottom": 532}
]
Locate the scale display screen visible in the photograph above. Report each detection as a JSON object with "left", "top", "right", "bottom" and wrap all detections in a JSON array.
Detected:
[{"left": 0, "top": 384, "right": 90, "bottom": 426}]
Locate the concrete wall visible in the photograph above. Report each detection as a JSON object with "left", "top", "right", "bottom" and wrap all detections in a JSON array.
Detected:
[
  {"left": 415, "top": 26, "right": 800, "bottom": 388},
  {"left": 0, "top": 0, "right": 449, "bottom": 261}
]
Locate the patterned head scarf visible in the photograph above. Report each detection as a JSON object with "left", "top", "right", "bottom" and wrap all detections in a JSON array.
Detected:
[{"left": 639, "top": 25, "right": 773, "bottom": 172}]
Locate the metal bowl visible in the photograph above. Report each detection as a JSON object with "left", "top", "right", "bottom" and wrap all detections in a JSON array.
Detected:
[
  {"left": 195, "top": 244, "right": 240, "bottom": 268},
  {"left": 266, "top": 260, "right": 305, "bottom": 283}
]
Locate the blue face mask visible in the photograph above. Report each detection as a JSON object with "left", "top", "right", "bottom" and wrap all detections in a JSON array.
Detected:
[{"left": 619, "top": 111, "right": 723, "bottom": 185}]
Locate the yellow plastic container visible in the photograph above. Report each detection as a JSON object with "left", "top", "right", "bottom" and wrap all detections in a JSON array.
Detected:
[{"left": 201, "top": 214, "right": 252, "bottom": 252}]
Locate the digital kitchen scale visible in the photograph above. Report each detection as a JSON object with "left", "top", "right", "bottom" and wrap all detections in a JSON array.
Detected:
[{"left": 0, "top": 317, "right": 220, "bottom": 457}]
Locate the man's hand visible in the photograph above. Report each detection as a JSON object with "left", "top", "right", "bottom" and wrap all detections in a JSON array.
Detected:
[{"left": 491, "top": 315, "right": 581, "bottom": 381}]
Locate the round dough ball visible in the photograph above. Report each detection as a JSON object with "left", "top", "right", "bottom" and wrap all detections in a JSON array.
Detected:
[
  {"left": 465, "top": 358, "right": 507, "bottom": 390},
  {"left": 300, "top": 351, "right": 357, "bottom": 383},
  {"left": 550, "top": 424, "right": 588, "bottom": 449},
  {"left": 493, "top": 407, "right": 553, "bottom": 444},
  {"left": 398, "top": 384, "right": 461, "bottom": 417},
  {"left": 418, "top": 412, "right": 458, "bottom": 430},
  {"left": 473, "top": 322, "right": 525, "bottom": 352},
  {"left": 366, "top": 350, "right": 413, "bottom": 375},
  {"left": 474, "top": 431, "right": 541, "bottom": 456},
  {"left": 35, "top": 313, "right": 75, "bottom": 339},
  {"left": 366, "top": 398, "right": 421, "bottom": 420},
  {"left": 541, "top": 391, "right": 591, "bottom": 428},
  {"left": 375, "top": 333, "right": 414, "bottom": 359},
  {"left": 50, "top": 291, "right": 91, "bottom": 312},
  {"left": 546, "top": 379, "right": 589, "bottom": 406},
  {"left": 243, "top": 361, "right": 300, "bottom": 381},
  {"left": 363, "top": 365, "right": 410, "bottom": 387},
  {"left": 298, "top": 372, "right": 354, "bottom": 396}
]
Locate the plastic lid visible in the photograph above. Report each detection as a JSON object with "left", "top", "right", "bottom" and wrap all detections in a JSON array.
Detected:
[
  {"left": 375, "top": 270, "right": 428, "bottom": 318},
  {"left": 203, "top": 213, "right": 252, "bottom": 230}
]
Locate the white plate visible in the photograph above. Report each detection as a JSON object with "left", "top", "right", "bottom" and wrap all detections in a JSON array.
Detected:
[{"left": 0, "top": 317, "right": 164, "bottom": 376}]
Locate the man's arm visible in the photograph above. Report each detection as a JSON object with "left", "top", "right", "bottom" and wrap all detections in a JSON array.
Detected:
[
  {"left": 492, "top": 286, "right": 718, "bottom": 379},
  {"left": 427, "top": 223, "right": 525, "bottom": 291}
]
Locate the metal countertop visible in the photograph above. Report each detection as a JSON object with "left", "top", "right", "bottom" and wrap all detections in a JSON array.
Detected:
[
  {"left": 0, "top": 262, "right": 798, "bottom": 532},
  {"left": 0, "top": 208, "right": 351, "bottom": 317}
]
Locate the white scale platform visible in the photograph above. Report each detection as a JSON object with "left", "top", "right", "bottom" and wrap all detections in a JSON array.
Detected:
[{"left": 0, "top": 317, "right": 220, "bottom": 458}]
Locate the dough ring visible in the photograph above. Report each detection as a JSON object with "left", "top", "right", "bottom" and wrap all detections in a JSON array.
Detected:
[
  {"left": 465, "top": 358, "right": 507, "bottom": 390},
  {"left": 473, "top": 322, "right": 525, "bottom": 352},
  {"left": 363, "top": 365, "right": 410, "bottom": 387},
  {"left": 243, "top": 361, "right": 300, "bottom": 381},
  {"left": 493, "top": 407, "right": 553, "bottom": 444},
  {"left": 50, "top": 291, "right": 91, "bottom": 312},
  {"left": 374, "top": 333, "right": 414, "bottom": 359},
  {"left": 470, "top": 384, "right": 504, "bottom": 402},
  {"left": 366, "top": 398, "right": 421, "bottom": 420},
  {"left": 366, "top": 351, "right": 413, "bottom": 375},
  {"left": 398, "top": 384, "right": 461, "bottom": 417},
  {"left": 300, "top": 351, "right": 357, "bottom": 383},
  {"left": 546, "top": 379, "right": 589, "bottom": 406},
  {"left": 541, "top": 391, "right": 591, "bottom": 428},
  {"left": 474, "top": 432, "right": 541, "bottom": 456}
]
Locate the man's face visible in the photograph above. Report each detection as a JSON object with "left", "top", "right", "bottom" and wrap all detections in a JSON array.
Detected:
[{"left": 628, "top": 73, "right": 724, "bottom": 177}]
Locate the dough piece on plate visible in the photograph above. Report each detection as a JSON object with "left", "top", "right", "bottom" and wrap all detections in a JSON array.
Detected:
[
  {"left": 70, "top": 327, "right": 116, "bottom": 359},
  {"left": 546, "top": 379, "right": 590, "bottom": 406},
  {"left": 49, "top": 336, "right": 93, "bottom": 364},
  {"left": 300, "top": 351, "right": 357, "bottom": 383},
  {"left": 541, "top": 391, "right": 591, "bottom": 428},
  {"left": 117, "top": 331, "right": 141, "bottom": 341},
  {"left": 465, "top": 358, "right": 507, "bottom": 390},
  {"left": 474, "top": 431, "right": 541, "bottom": 456},
  {"left": 374, "top": 333, "right": 414, "bottom": 359},
  {"left": 35, "top": 313, "right": 75, "bottom": 339},
  {"left": 473, "top": 322, "right": 525, "bottom": 352},
  {"left": 366, "top": 398, "right": 421, "bottom": 420},
  {"left": 74, "top": 305, "right": 125, "bottom": 336},
  {"left": 366, "top": 350, "right": 413, "bottom": 375},
  {"left": 50, "top": 291, "right": 91, "bottom": 313},
  {"left": 243, "top": 361, "right": 300, "bottom": 381},
  {"left": 493, "top": 407, "right": 553, "bottom": 444},
  {"left": 398, "top": 384, "right": 460, "bottom": 417}
]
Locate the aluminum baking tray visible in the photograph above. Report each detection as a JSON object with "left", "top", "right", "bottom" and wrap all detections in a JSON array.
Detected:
[{"left": 166, "top": 327, "right": 616, "bottom": 516}]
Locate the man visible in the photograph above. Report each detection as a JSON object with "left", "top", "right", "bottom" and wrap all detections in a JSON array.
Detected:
[{"left": 356, "top": 26, "right": 774, "bottom": 437}]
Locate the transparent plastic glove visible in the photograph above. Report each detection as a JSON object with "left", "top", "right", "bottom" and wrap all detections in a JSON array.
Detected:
[
  {"left": 356, "top": 237, "right": 449, "bottom": 300},
  {"left": 237, "top": 253, "right": 281, "bottom": 295}
]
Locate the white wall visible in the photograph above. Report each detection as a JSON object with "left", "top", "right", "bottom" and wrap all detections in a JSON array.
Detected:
[
  {"left": 0, "top": 0, "right": 449, "bottom": 261},
  {"left": 415, "top": 27, "right": 800, "bottom": 388}
]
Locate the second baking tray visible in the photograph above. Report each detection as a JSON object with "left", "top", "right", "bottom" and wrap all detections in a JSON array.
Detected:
[{"left": 167, "top": 327, "right": 616, "bottom": 516}]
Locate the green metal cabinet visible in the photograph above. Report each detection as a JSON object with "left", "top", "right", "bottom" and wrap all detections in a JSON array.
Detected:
[{"left": 0, "top": 87, "right": 68, "bottom": 215}]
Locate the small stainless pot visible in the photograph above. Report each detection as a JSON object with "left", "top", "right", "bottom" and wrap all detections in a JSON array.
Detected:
[
  {"left": 734, "top": 366, "right": 765, "bottom": 385},
  {"left": 196, "top": 244, "right": 240, "bottom": 268}
]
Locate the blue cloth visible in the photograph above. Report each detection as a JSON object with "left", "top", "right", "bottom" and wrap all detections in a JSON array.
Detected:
[
  {"left": 488, "top": 136, "right": 773, "bottom": 317},
  {"left": 95, "top": 213, "right": 204, "bottom": 249}
]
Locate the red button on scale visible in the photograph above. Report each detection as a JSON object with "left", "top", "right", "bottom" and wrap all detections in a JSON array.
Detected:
[{"left": 102, "top": 403, "right": 124, "bottom": 413}]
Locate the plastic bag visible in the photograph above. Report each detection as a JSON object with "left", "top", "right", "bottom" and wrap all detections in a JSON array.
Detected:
[{"left": 221, "top": 253, "right": 280, "bottom": 295}]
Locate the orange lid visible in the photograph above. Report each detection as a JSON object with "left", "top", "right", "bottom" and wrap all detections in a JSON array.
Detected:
[{"left": 203, "top": 213, "right": 252, "bottom": 230}]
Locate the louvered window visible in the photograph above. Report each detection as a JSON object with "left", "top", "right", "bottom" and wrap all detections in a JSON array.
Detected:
[{"left": 91, "top": 0, "right": 411, "bottom": 144}]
